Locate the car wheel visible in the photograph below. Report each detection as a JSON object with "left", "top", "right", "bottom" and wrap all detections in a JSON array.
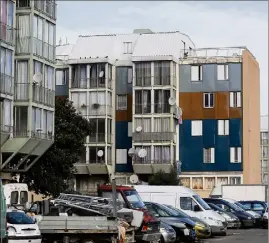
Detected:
[{"left": 159, "top": 236, "right": 165, "bottom": 243}]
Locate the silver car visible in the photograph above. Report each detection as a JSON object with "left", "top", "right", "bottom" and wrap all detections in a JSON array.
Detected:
[{"left": 160, "top": 222, "right": 176, "bottom": 243}]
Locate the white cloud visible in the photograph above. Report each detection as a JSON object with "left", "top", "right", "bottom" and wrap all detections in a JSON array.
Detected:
[{"left": 56, "top": 1, "right": 268, "bottom": 114}]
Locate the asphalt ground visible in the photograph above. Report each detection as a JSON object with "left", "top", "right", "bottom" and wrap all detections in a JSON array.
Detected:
[{"left": 202, "top": 228, "right": 268, "bottom": 243}]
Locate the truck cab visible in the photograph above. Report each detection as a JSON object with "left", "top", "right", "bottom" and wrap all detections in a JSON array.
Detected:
[{"left": 97, "top": 184, "right": 161, "bottom": 242}]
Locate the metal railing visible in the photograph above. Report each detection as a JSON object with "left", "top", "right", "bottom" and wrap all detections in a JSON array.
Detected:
[
  {"left": 16, "top": 0, "right": 31, "bottom": 8},
  {"left": 88, "top": 160, "right": 106, "bottom": 164},
  {"left": 13, "top": 130, "right": 28, "bottom": 137},
  {"left": 135, "top": 76, "right": 151, "bottom": 86},
  {"left": 133, "top": 159, "right": 173, "bottom": 164},
  {"left": 32, "top": 84, "right": 55, "bottom": 107},
  {"left": 88, "top": 105, "right": 112, "bottom": 116},
  {"left": 14, "top": 83, "right": 29, "bottom": 101},
  {"left": 0, "top": 74, "right": 13, "bottom": 95},
  {"left": 0, "top": 124, "right": 13, "bottom": 133},
  {"left": 134, "top": 103, "right": 171, "bottom": 114},
  {"left": 71, "top": 78, "right": 112, "bottom": 89},
  {"left": 134, "top": 104, "right": 151, "bottom": 114},
  {"left": 0, "top": 22, "right": 15, "bottom": 45},
  {"left": 16, "top": 37, "right": 31, "bottom": 54},
  {"left": 34, "top": 0, "right": 57, "bottom": 20},
  {"left": 154, "top": 75, "right": 177, "bottom": 87},
  {"left": 132, "top": 132, "right": 175, "bottom": 142},
  {"left": 87, "top": 133, "right": 111, "bottom": 144},
  {"left": 31, "top": 131, "right": 54, "bottom": 140}
]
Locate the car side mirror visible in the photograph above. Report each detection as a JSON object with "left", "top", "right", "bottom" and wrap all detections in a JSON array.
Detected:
[{"left": 194, "top": 205, "right": 200, "bottom": 212}]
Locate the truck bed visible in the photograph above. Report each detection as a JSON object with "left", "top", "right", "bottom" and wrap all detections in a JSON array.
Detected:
[{"left": 38, "top": 216, "right": 127, "bottom": 234}]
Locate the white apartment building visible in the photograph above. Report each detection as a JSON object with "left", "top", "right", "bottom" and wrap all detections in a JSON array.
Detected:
[
  {"left": 0, "top": 0, "right": 56, "bottom": 175},
  {"left": 55, "top": 29, "right": 195, "bottom": 192}
]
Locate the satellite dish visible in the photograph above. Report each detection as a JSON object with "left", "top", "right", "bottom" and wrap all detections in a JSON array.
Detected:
[
  {"left": 99, "top": 71, "right": 104, "bottom": 78},
  {"left": 33, "top": 72, "right": 42, "bottom": 83},
  {"left": 129, "top": 174, "right": 139, "bottom": 184},
  {"left": 97, "top": 150, "right": 104, "bottom": 157},
  {"left": 168, "top": 97, "right": 176, "bottom": 106},
  {"left": 138, "top": 149, "right": 147, "bottom": 158},
  {"left": 128, "top": 148, "right": 136, "bottom": 157},
  {"left": 136, "top": 126, "right": 142, "bottom": 133}
]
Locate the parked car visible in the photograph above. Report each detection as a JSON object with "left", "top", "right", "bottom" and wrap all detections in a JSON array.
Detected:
[
  {"left": 160, "top": 222, "right": 176, "bottom": 243},
  {"left": 144, "top": 202, "right": 196, "bottom": 242},
  {"left": 6, "top": 208, "right": 42, "bottom": 243},
  {"left": 207, "top": 203, "right": 240, "bottom": 228},
  {"left": 223, "top": 198, "right": 262, "bottom": 227},
  {"left": 262, "top": 206, "right": 268, "bottom": 229},
  {"left": 164, "top": 204, "right": 212, "bottom": 238},
  {"left": 238, "top": 200, "right": 267, "bottom": 216},
  {"left": 203, "top": 198, "right": 255, "bottom": 228}
]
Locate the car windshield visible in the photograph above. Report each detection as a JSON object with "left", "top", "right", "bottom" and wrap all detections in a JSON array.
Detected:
[
  {"left": 193, "top": 195, "right": 211, "bottom": 210},
  {"left": 209, "top": 203, "right": 222, "bottom": 211},
  {"left": 235, "top": 202, "right": 249, "bottom": 210},
  {"left": 123, "top": 190, "right": 146, "bottom": 209},
  {"left": 226, "top": 202, "right": 244, "bottom": 212},
  {"left": 164, "top": 205, "right": 190, "bottom": 218},
  {"left": 7, "top": 212, "right": 34, "bottom": 224}
]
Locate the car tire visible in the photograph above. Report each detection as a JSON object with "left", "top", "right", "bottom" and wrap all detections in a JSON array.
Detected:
[{"left": 159, "top": 236, "right": 165, "bottom": 243}]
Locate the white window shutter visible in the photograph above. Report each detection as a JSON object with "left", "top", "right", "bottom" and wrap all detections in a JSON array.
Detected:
[
  {"left": 128, "top": 122, "right": 132, "bottom": 137},
  {"left": 225, "top": 120, "right": 229, "bottom": 135},
  {"left": 225, "top": 65, "right": 229, "bottom": 79},
  {"left": 217, "top": 65, "right": 224, "bottom": 80},
  {"left": 230, "top": 148, "right": 235, "bottom": 163},
  {"left": 238, "top": 147, "right": 242, "bottom": 162},
  {"left": 191, "top": 66, "right": 199, "bottom": 81},
  {"left": 116, "top": 149, "right": 127, "bottom": 164},
  {"left": 237, "top": 92, "right": 241, "bottom": 107},
  {"left": 230, "top": 92, "right": 234, "bottom": 107},
  {"left": 218, "top": 120, "right": 224, "bottom": 135},
  {"left": 211, "top": 148, "right": 215, "bottom": 163}
]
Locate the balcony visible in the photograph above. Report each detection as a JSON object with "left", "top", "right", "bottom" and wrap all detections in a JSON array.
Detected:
[
  {"left": 32, "top": 85, "right": 55, "bottom": 107},
  {"left": 0, "top": 22, "right": 15, "bottom": 46},
  {"left": 135, "top": 76, "right": 151, "bottom": 86},
  {"left": 134, "top": 103, "right": 171, "bottom": 114},
  {"left": 134, "top": 104, "right": 151, "bottom": 114},
  {"left": 87, "top": 133, "right": 111, "bottom": 144},
  {"left": 154, "top": 75, "right": 177, "bottom": 87},
  {"left": 0, "top": 125, "right": 12, "bottom": 146},
  {"left": 88, "top": 105, "right": 112, "bottom": 116},
  {"left": 154, "top": 103, "right": 170, "bottom": 113},
  {"left": 16, "top": 0, "right": 31, "bottom": 8},
  {"left": 132, "top": 159, "right": 174, "bottom": 174},
  {"left": 33, "top": 38, "right": 54, "bottom": 62},
  {"left": 34, "top": 0, "right": 57, "bottom": 20},
  {"left": 133, "top": 132, "right": 175, "bottom": 142},
  {"left": 16, "top": 37, "right": 31, "bottom": 54},
  {"left": 0, "top": 74, "right": 13, "bottom": 95},
  {"left": 74, "top": 160, "right": 110, "bottom": 175},
  {"left": 31, "top": 131, "right": 54, "bottom": 140},
  {"left": 71, "top": 78, "right": 112, "bottom": 89}
]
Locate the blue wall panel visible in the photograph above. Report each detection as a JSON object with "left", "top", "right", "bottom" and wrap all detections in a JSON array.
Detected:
[
  {"left": 115, "top": 122, "right": 133, "bottom": 173},
  {"left": 56, "top": 85, "right": 69, "bottom": 97},
  {"left": 180, "top": 119, "right": 242, "bottom": 172}
]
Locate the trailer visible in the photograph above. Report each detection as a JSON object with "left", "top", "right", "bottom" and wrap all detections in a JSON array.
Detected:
[{"left": 38, "top": 215, "right": 136, "bottom": 243}]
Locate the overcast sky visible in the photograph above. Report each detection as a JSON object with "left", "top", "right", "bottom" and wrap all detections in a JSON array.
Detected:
[{"left": 56, "top": 1, "right": 268, "bottom": 115}]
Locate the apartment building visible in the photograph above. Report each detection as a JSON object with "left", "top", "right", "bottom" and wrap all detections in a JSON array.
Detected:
[
  {"left": 0, "top": 0, "right": 56, "bottom": 175},
  {"left": 261, "top": 115, "right": 268, "bottom": 184},
  {"left": 179, "top": 47, "right": 260, "bottom": 197},
  {"left": 55, "top": 30, "right": 194, "bottom": 192}
]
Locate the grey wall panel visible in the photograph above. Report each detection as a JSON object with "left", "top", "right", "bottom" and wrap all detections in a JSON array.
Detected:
[
  {"left": 56, "top": 85, "right": 69, "bottom": 96},
  {"left": 179, "top": 63, "right": 242, "bottom": 93},
  {"left": 116, "top": 67, "right": 130, "bottom": 95}
]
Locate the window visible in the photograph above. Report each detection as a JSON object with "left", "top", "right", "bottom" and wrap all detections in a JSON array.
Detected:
[
  {"left": 203, "top": 148, "right": 215, "bottom": 163},
  {"left": 7, "top": 212, "right": 34, "bottom": 224},
  {"left": 128, "top": 122, "right": 132, "bottom": 137},
  {"left": 89, "top": 119, "right": 105, "bottom": 142},
  {"left": 32, "top": 107, "right": 42, "bottom": 132},
  {"left": 192, "top": 177, "right": 203, "bottom": 189},
  {"left": 203, "top": 93, "right": 214, "bottom": 108},
  {"left": 56, "top": 69, "right": 69, "bottom": 85},
  {"left": 135, "top": 118, "right": 151, "bottom": 133},
  {"left": 216, "top": 177, "right": 228, "bottom": 185},
  {"left": 191, "top": 65, "right": 202, "bottom": 81},
  {"left": 241, "top": 203, "right": 251, "bottom": 210},
  {"left": 135, "top": 62, "right": 151, "bottom": 86},
  {"left": 218, "top": 120, "right": 229, "bottom": 135},
  {"left": 10, "top": 191, "right": 18, "bottom": 204},
  {"left": 230, "top": 92, "right": 241, "bottom": 108},
  {"left": 191, "top": 120, "right": 202, "bottom": 136},
  {"left": 127, "top": 68, "right": 132, "bottom": 83},
  {"left": 154, "top": 61, "right": 171, "bottom": 85},
  {"left": 230, "top": 147, "right": 242, "bottom": 163},
  {"left": 134, "top": 146, "right": 151, "bottom": 163},
  {"left": 153, "top": 146, "right": 171, "bottom": 163},
  {"left": 180, "top": 197, "right": 200, "bottom": 211},
  {"left": 230, "top": 177, "right": 241, "bottom": 185},
  {"left": 204, "top": 177, "right": 215, "bottom": 189},
  {"left": 217, "top": 64, "right": 229, "bottom": 80},
  {"left": 180, "top": 178, "right": 190, "bottom": 188},
  {"left": 89, "top": 147, "right": 105, "bottom": 164},
  {"left": 116, "top": 95, "right": 127, "bottom": 110},
  {"left": 123, "top": 42, "right": 132, "bottom": 54},
  {"left": 262, "top": 146, "right": 268, "bottom": 158},
  {"left": 116, "top": 149, "right": 127, "bottom": 164},
  {"left": 253, "top": 203, "right": 264, "bottom": 211},
  {"left": 135, "top": 90, "right": 151, "bottom": 114},
  {"left": 153, "top": 118, "right": 170, "bottom": 132},
  {"left": 154, "top": 89, "right": 170, "bottom": 113}
]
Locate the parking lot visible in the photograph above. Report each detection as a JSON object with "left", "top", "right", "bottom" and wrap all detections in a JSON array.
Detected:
[{"left": 203, "top": 229, "right": 268, "bottom": 243}]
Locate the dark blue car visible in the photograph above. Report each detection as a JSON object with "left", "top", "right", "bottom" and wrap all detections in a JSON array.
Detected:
[
  {"left": 238, "top": 200, "right": 267, "bottom": 216},
  {"left": 203, "top": 198, "right": 255, "bottom": 228}
]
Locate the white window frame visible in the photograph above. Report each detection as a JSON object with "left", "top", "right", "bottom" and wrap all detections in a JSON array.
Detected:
[
  {"left": 230, "top": 147, "right": 242, "bottom": 163},
  {"left": 230, "top": 92, "right": 241, "bottom": 108},
  {"left": 191, "top": 120, "right": 202, "bottom": 136},
  {"left": 191, "top": 65, "right": 202, "bottom": 81},
  {"left": 203, "top": 148, "right": 215, "bottom": 163},
  {"left": 203, "top": 92, "right": 214, "bottom": 108},
  {"left": 123, "top": 42, "right": 132, "bottom": 54},
  {"left": 217, "top": 64, "right": 229, "bottom": 80},
  {"left": 116, "top": 95, "right": 127, "bottom": 110},
  {"left": 116, "top": 149, "right": 127, "bottom": 164},
  {"left": 218, "top": 120, "right": 229, "bottom": 135}
]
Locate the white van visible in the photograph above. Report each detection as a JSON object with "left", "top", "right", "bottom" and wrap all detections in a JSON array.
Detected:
[
  {"left": 134, "top": 185, "right": 227, "bottom": 235},
  {"left": 3, "top": 183, "right": 29, "bottom": 207}
]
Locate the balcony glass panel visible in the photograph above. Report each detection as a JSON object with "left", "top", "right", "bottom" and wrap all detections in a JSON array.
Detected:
[
  {"left": 88, "top": 147, "right": 106, "bottom": 164},
  {"left": 14, "top": 106, "right": 28, "bottom": 137},
  {"left": 154, "top": 61, "right": 171, "bottom": 85},
  {"left": 134, "top": 90, "right": 151, "bottom": 114},
  {"left": 135, "top": 62, "right": 151, "bottom": 86},
  {"left": 16, "top": 15, "right": 31, "bottom": 54},
  {"left": 16, "top": 0, "right": 31, "bottom": 8},
  {"left": 34, "top": 0, "right": 57, "bottom": 20}
]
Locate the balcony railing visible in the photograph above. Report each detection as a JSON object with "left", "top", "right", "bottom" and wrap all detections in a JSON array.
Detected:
[
  {"left": 133, "top": 159, "right": 173, "bottom": 164},
  {"left": 0, "top": 22, "right": 15, "bottom": 45},
  {"left": 87, "top": 133, "right": 112, "bottom": 144},
  {"left": 0, "top": 74, "right": 13, "bottom": 95},
  {"left": 14, "top": 83, "right": 29, "bottom": 101},
  {"left": 16, "top": 0, "right": 31, "bottom": 8},
  {"left": 154, "top": 103, "right": 170, "bottom": 113},
  {"left": 88, "top": 160, "right": 106, "bottom": 164},
  {"left": 32, "top": 85, "right": 55, "bottom": 107},
  {"left": 88, "top": 105, "right": 112, "bottom": 116},
  {"left": 135, "top": 76, "right": 151, "bottom": 86},
  {"left": 134, "top": 104, "right": 151, "bottom": 114},
  {"left": 132, "top": 132, "right": 175, "bottom": 142},
  {"left": 154, "top": 75, "right": 177, "bottom": 87},
  {"left": 71, "top": 78, "right": 112, "bottom": 89},
  {"left": 34, "top": 0, "right": 57, "bottom": 20},
  {"left": 134, "top": 103, "right": 171, "bottom": 114},
  {"left": 31, "top": 131, "right": 54, "bottom": 140},
  {"left": 0, "top": 124, "right": 13, "bottom": 133},
  {"left": 16, "top": 37, "right": 31, "bottom": 54}
]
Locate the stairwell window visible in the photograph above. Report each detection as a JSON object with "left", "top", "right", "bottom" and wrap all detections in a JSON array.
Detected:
[
  {"left": 203, "top": 148, "right": 215, "bottom": 163},
  {"left": 123, "top": 42, "right": 132, "bottom": 54},
  {"left": 203, "top": 92, "right": 214, "bottom": 108},
  {"left": 217, "top": 64, "right": 229, "bottom": 80},
  {"left": 191, "top": 120, "right": 202, "bottom": 136},
  {"left": 230, "top": 92, "right": 241, "bottom": 107},
  {"left": 191, "top": 65, "right": 202, "bottom": 81},
  {"left": 116, "top": 95, "right": 127, "bottom": 110},
  {"left": 230, "top": 147, "right": 242, "bottom": 163},
  {"left": 218, "top": 120, "right": 229, "bottom": 135}
]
